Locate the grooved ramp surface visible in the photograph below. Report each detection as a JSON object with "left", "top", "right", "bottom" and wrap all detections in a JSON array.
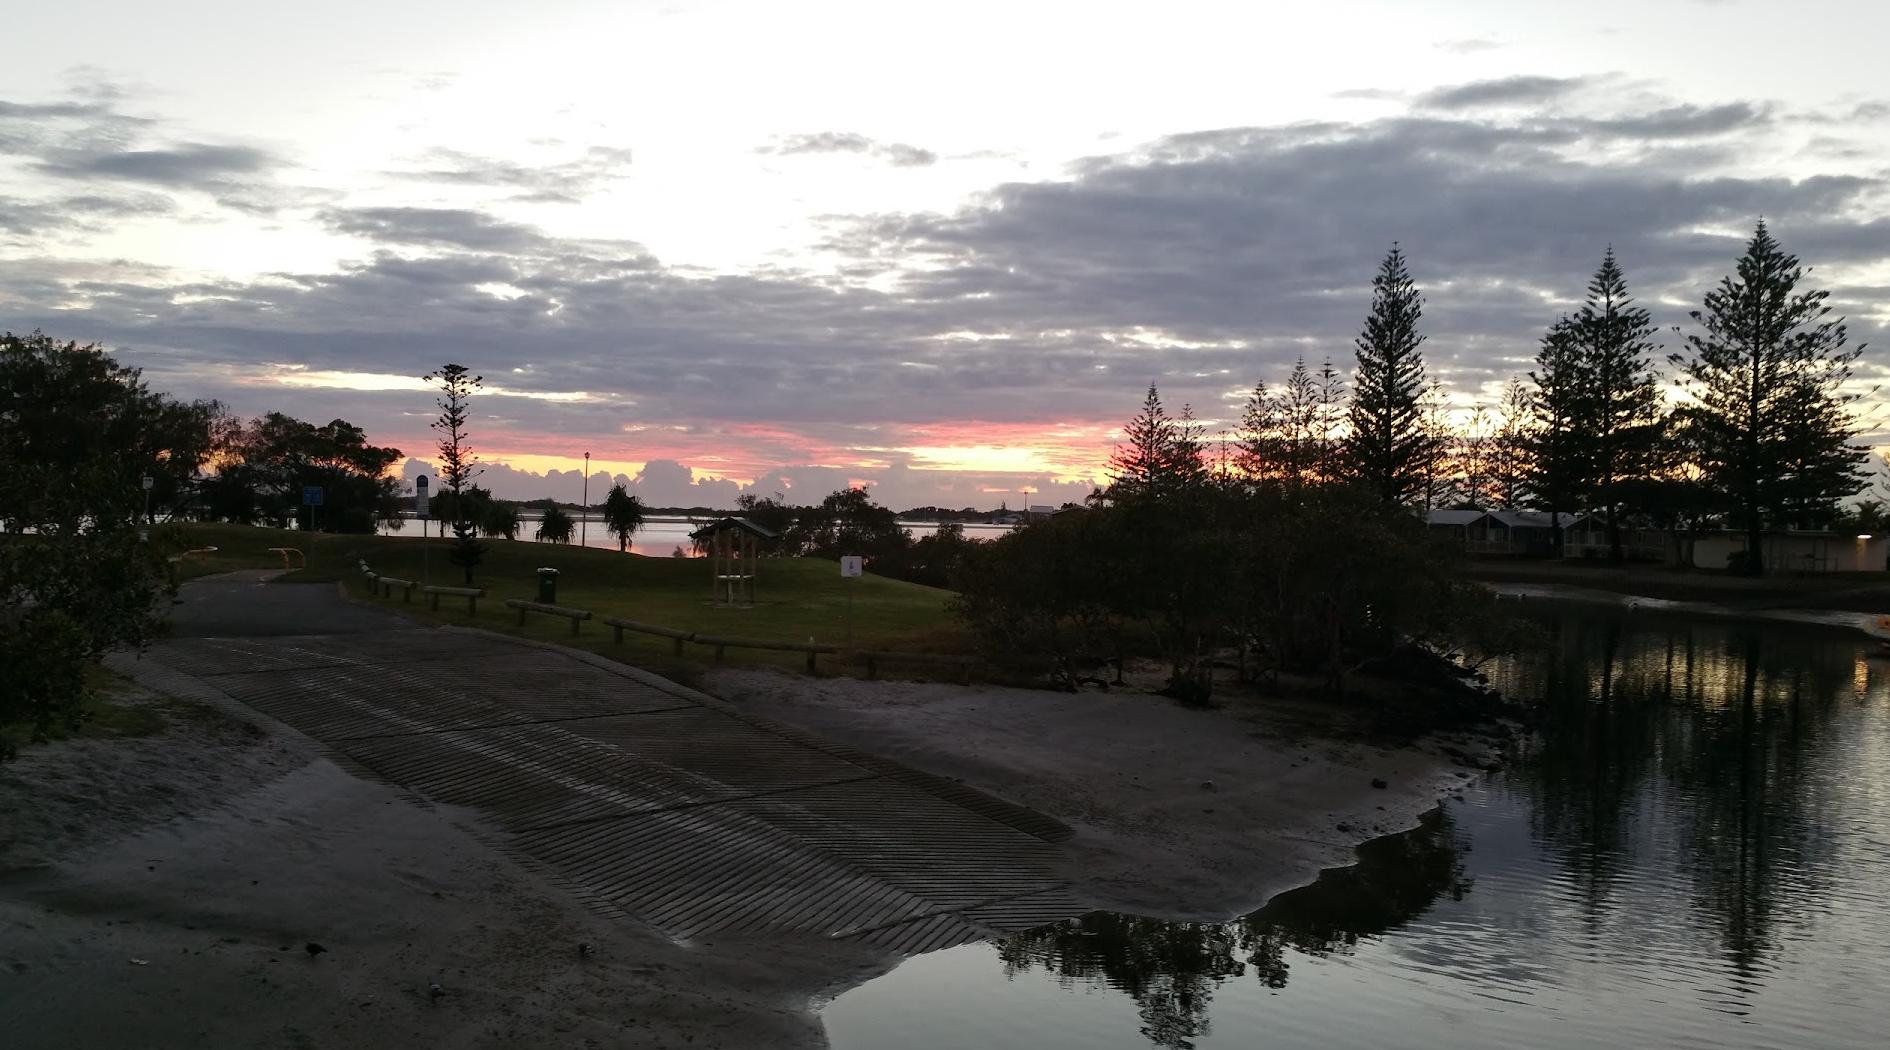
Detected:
[{"left": 148, "top": 629, "right": 1079, "bottom": 951}]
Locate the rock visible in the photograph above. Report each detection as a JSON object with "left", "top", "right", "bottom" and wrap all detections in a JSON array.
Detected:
[
  {"left": 304, "top": 942, "right": 327, "bottom": 958},
  {"left": 1200, "top": 780, "right": 1218, "bottom": 792},
  {"left": 1371, "top": 778, "right": 1388, "bottom": 790},
  {"left": 1335, "top": 822, "right": 1353, "bottom": 833}
]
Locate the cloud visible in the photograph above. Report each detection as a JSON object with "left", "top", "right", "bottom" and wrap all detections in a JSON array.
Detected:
[
  {"left": 36, "top": 142, "right": 274, "bottom": 185},
  {"left": 0, "top": 191, "right": 173, "bottom": 239},
  {"left": 7, "top": 82, "right": 1888, "bottom": 508},
  {"left": 1419, "top": 75, "right": 1589, "bottom": 110},
  {"left": 1434, "top": 37, "right": 1503, "bottom": 54},
  {"left": 321, "top": 206, "right": 553, "bottom": 254},
  {"left": 761, "top": 132, "right": 938, "bottom": 167},
  {"left": 391, "top": 146, "right": 635, "bottom": 204}
]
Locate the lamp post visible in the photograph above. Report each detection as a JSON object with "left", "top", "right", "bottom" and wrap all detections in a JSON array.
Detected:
[
  {"left": 140, "top": 475, "right": 154, "bottom": 542},
  {"left": 581, "top": 451, "right": 590, "bottom": 549}
]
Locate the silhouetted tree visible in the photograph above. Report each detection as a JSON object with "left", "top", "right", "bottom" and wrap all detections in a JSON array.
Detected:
[
  {"left": 1343, "top": 245, "right": 1437, "bottom": 504},
  {"left": 1670, "top": 221, "right": 1866, "bottom": 574},
  {"left": 481, "top": 499, "right": 521, "bottom": 540},
  {"left": 535, "top": 504, "right": 575, "bottom": 543},
  {"left": 1, "top": 333, "right": 179, "bottom": 755},
  {"left": 424, "top": 364, "right": 486, "bottom": 583},
  {"left": 602, "top": 482, "right": 646, "bottom": 552},
  {"left": 1572, "top": 249, "right": 1664, "bottom": 561},
  {"left": 1528, "top": 316, "right": 1588, "bottom": 551},
  {"left": 1108, "top": 385, "right": 1204, "bottom": 500}
]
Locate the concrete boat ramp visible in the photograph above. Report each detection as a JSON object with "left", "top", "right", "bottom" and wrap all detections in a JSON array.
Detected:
[{"left": 132, "top": 574, "right": 1079, "bottom": 955}]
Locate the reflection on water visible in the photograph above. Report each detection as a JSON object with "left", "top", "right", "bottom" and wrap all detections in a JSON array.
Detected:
[
  {"left": 995, "top": 812, "right": 1472, "bottom": 1048},
  {"left": 823, "top": 606, "right": 1890, "bottom": 1049}
]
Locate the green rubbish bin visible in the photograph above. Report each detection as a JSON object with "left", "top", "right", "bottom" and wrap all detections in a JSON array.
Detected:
[{"left": 536, "top": 567, "right": 559, "bottom": 604}]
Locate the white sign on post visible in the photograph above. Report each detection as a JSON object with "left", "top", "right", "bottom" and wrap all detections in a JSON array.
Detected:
[
  {"left": 839, "top": 556, "right": 863, "bottom": 578},
  {"left": 415, "top": 475, "right": 430, "bottom": 519}
]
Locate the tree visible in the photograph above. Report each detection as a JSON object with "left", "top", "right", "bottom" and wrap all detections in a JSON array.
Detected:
[
  {"left": 203, "top": 414, "right": 401, "bottom": 532},
  {"left": 1107, "top": 385, "right": 1204, "bottom": 500},
  {"left": 1343, "top": 245, "right": 1438, "bottom": 504},
  {"left": 1488, "top": 378, "right": 1533, "bottom": 510},
  {"left": 424, "top": 364, "right": 486, "bottom": 583},
  {"left": 1670, "top": 221, "right": 1867, "bottom": 574},
  {"left": 1, "top": 333, "right": 179, "bottom": 756},
  {"left": 481, "top": 499, "right": 521, "bottom": 541},
  {"left": 0, "top": 331, "right": 224, "bottom": 532},
  {"left": 1528, "top": 316, "right": 1588, "bottom": 552},
  {"left": 1571, "top": 249, "right": 1665, "bottom": 562},
  {"left": 535, "top": 505, "right": 575, "bottom": 543},
  {"left": 602, "top": 482, "right": 646, "bottom": 552}
]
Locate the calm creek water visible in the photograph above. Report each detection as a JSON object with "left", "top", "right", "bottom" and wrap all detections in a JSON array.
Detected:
[{"left": 822, "top": 605, "right": 1890, "bottom": 1049}]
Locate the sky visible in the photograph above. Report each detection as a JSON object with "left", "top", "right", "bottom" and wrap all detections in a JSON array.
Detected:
[{"left": 3, "top": 0, "right": 1888, "bottom": 509}]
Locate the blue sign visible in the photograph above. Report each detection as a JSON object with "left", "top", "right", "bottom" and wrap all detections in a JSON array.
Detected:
[{"left": 302, "top": 485, "right": 324, "bottom": 507}]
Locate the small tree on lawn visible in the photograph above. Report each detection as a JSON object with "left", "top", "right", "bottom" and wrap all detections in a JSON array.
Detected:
[
  {"left": 423, "top": 364, "right": 485, "bottom": 584},
  {"left": 536, "top": 505, "right": 575, "bottom": 543},
  {"left": 602, "top": 482, "right": 646, "bottom": 552}
]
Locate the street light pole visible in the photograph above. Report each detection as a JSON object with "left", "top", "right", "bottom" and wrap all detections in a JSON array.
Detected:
[{"left": 581, "top": 451, "right": 590, "bottom": 549}]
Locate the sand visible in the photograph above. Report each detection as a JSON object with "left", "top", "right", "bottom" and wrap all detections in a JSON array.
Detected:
[
  {"left": 0, "top": 663, "right": 884, "bottom": 1050},
  {"left": 707, "top": 669, "right": 1485, "bottom": 920},
  {"left": 3, "top": 645, "right": 1490, "bottom": 1049}
]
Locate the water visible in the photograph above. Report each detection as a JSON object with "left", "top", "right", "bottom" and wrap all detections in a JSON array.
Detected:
[
  {"left": 822, "top": 606, "right": 1890, "bottom": 1049},
  {"left": 380, "top": 516, "right": 1015, "bottom": 558}
]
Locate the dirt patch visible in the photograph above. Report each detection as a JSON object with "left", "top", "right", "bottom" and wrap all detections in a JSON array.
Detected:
[
  {"left": 0, "top": 662, "right": 888, "bottom": 1050},
  {"left": 708, "top": 669, "right": 1490, "bottom": 921}
]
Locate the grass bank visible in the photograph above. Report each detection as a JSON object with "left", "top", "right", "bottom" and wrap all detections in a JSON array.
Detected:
[{"left": 172, "top": 523, "right": 969, "bottom": 679}]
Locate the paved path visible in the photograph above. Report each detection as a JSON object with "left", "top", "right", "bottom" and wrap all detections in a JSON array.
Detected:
[{"left": 137, "top": 576, "right": 1077, "bottom": 953}]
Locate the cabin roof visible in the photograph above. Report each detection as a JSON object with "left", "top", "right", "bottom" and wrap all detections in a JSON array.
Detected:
[{"left": 687, "top": 516, "right": 780, "bottom": 540}]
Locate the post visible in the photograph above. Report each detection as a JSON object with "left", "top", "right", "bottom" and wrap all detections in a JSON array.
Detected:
[
  {"left": 140, "top": 474, "right": 153, "bottom": 542},
  {"left": 416, "top": 475, "right": 431, "bottom": 587},
  {"left": 581, "top": 451, "right": 590, "bottom": 549}
]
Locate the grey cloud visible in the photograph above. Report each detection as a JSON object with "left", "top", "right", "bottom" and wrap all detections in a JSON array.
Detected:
[
  {"left": 762, "top": 132, "right": 938, "bottom": 167},
  {"left": 322, "top": 206, "right": 553, "bottom": 254},
  {"left": 1419, "top": 75, "right": 1589, "bottom": 109},
  {"left": 1572, "top": 102, "right": 1769, "bottom": 139},
  {"left": 0, "top": 191, "right": 173, "bottom": 238},
  {"left": 8, "top": 95, "right": 1887, "bottom": 487},
  {"left": 37, "top": 143, "right": 275, "bottom": 185}
]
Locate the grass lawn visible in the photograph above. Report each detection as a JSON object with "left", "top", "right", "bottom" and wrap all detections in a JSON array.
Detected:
[
  {"left": 154, "top": 521, "right": 315, "bottom": 580},
  {"left": 172, "top": 523, "right": 972, "bottom": 680}
]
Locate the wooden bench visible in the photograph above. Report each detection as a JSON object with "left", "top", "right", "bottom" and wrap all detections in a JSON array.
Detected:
[
  {"left": 695, "top": 632, "right": 837, "bottom": 672},
  {"left": 855, "top": 650, "right": 977, "bottom": 683},
  {"left": 267, "top": 546, "right": 306, "bottom": 570},
  {"left": 377, "top": 576, "right": 417, "bottom": 602},
  {"left": 600, "top": 616, "right": 696, "bottom": 655},
  {"left": 423, "top": 585, "right": 485, "bottom": 614},
  {"left": 505, "top": 598, "right": 592, "bottom": 635}
]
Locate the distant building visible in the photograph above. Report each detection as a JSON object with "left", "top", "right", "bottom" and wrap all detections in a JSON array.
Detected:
[
  {"left": 1691, "top": 531, "right": 1888, "bottom": 573},
  {"left": 1424, "top": 508, "right": 1591, "bottom": 556}
]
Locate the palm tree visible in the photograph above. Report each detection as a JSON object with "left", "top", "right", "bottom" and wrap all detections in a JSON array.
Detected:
[
  {"left": 481, "top": 500, "right": 521, "bottom": 541},
  {"left": 602, "top": 482, "right": 646, "bottom": 552},
  {"left": 536, "top": 505, "right": 575, "bottom": 543}
]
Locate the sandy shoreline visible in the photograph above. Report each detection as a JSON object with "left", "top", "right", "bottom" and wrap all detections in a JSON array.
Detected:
[
  {"left": 4, "top": 646, "right": 1492, "bottom": 1048},
  {"left": 707, "top": 668, "right": 1485, "bottom": 921}
]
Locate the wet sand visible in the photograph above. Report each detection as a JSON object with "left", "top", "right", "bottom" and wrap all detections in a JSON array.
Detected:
[{"left": 708, "top": 669, "right": 1482, "bottom": 921}]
